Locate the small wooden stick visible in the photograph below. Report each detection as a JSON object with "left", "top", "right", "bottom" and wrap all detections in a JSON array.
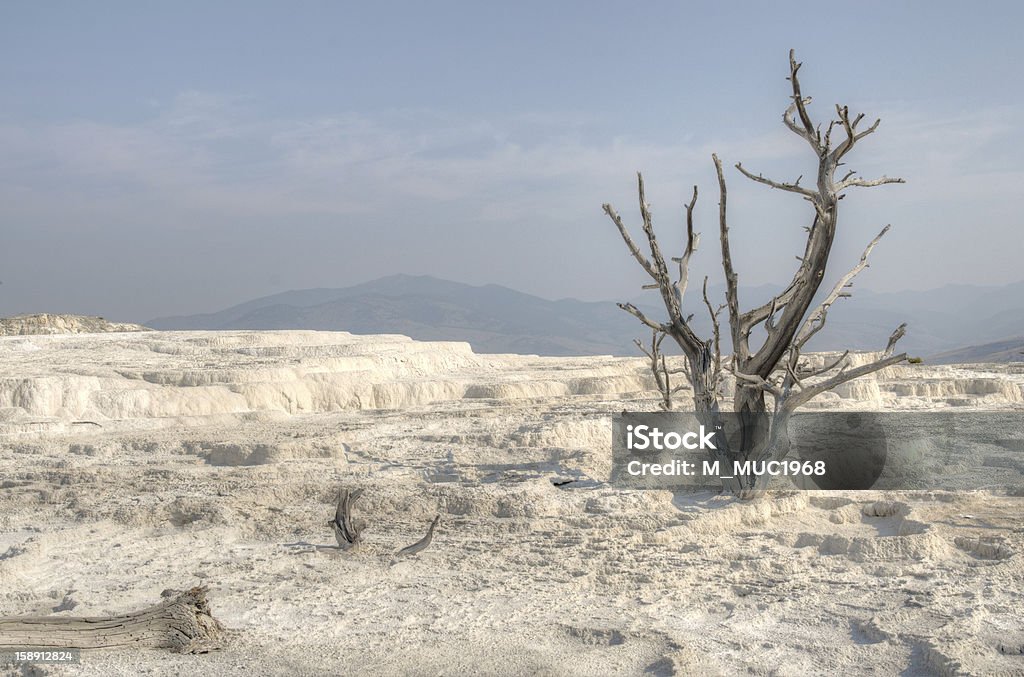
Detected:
[{"left": 394, "top": 515, "right": 440, "bottom": 559}]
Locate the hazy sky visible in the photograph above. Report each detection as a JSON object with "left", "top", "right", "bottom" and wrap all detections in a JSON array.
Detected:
[{"left": 1, "top": 1, "right": 1022, "bottom": 322}]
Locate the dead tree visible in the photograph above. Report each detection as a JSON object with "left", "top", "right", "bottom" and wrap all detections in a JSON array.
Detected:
[
  {"left": 605, "top": 50, "right": 907, "bottom": 491},
  {"left": 0, "top": 587, "right": 225, "bottom": 653}
]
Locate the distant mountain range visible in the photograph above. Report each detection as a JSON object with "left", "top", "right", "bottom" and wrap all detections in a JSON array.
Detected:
[
  {"left": 150, "top": 275, "right": 642, "bottom": 356},
  {"left": 148, "top": 274, "right": 1024, "bottom": 361},
  {"left": 928, "top": 338, "right": 1024, "bottom": 365}
]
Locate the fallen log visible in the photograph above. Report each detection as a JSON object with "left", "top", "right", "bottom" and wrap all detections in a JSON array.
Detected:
[{"left": 0, "top": 587, "right": 225, "bottom": 654}]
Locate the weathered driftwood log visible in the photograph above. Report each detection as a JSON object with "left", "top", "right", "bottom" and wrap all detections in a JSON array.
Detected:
[
  {"left": 394, "top": 515, "right": 440, "bottom": 559},
  {"left": 0, "top": 587, "right": 225, "bottom": 654},
  {"left": 329, "top": 488, "right": 364, "bottom": 549}
]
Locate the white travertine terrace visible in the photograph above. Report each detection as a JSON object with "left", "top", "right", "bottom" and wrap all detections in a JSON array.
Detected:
[
  {"left": 2, "top": 332, "right": 1021, "bottom": 429},
  {"left": 0, "top": 331, "right": 1021, "bottom": 675}
]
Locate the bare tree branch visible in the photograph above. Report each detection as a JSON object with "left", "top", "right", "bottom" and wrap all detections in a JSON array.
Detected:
[
  {"left": 635, "top": 329, "right": 679, "bottom": 410},
  {"left": 702, "top": 276, "right": 725, "bottom": 388},
  {"left": 795, "top": 225, "right": 892, "bottom": 349},
  {"left": 740, "top": 277, "right": 802, "bottom": 328},
  {"left": 672, "top": 186, "right": 700, "bottom": 305},
  {"left": 884, "top": 322, "right": 907, "bottom": 357},
  {"left": 617, "top": 302, "right": 662, "bottom": 331},
  {"left": 602, "top": 203, "right": 658, "bottom": 280},
  {"left": 786, "top": 49, "right": 819, "bottom": 149},
  {"left": 633, "top": 335, "right": 652, "bottom": 360},
  {"left": 764, "top": 297, "right": 780, "bottom": 333},
  {"left": 798, "top": 350, "right": 850, "bottom": 379},
  {"left": 783, "top": 360, "right": 805, "bottom": 391},
  {"left": 713, "top": 153, "right": 743, "bottom": 361},
  {"left": 636, "top": 172, "right": 691, "bottom": 325},
  {"left": 735, "top": 162, "right": 816, "bottom": 198},
  {"left": 783, "top": 97, "right": 813, "bottom": 142},
  {"left": 783, "top": 351, "right": 906, "bottom": 411},
  {"left": 837, "top": 175, "right": 905, "bottom": 191},
  {"left": 832, "top": 106, "right": 882, "bottom": 162},
  {"left": 660, "top": 354, "right": 674, "bottom": 406},
  {"left": 732, "top": 367, "right": 784, "bottom": 400}
]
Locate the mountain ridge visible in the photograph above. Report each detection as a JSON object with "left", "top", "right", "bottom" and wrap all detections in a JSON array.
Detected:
[{"left": 148, "top": 274, "right": 1024, "bottom": 359}]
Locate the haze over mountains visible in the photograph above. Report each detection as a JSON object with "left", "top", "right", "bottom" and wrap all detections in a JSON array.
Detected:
[{"left": 148, "top": 274, "right": 1024, "bottom": 361}]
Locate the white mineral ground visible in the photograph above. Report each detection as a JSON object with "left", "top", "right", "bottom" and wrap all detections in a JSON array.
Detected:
[{"left": 0, "top": 331, "right": 1021, "bottom": 675}]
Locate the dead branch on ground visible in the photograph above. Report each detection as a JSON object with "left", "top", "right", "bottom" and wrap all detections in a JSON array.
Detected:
[{"left": 0, "top": 587, "right": 225, "bottom": 653}]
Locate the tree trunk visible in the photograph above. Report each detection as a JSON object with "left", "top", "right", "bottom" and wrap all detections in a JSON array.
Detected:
[
  {"left": 0, "top": 587, "right": 225, "bottom": 654},
  {"left": 731, "top": 383, "right": 770, "bottom": 489}
]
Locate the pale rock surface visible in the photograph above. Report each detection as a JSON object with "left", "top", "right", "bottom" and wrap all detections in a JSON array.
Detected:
[
  {"left": 0, "top": 314, "right": 149, "bottom": 336},
  {"left": 0, "top": 331, "right": 1021, "bottom": 675}
]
